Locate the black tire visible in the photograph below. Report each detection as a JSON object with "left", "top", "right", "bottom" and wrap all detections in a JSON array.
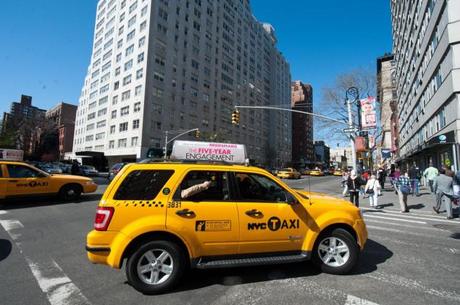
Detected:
[
  {"left": 59, "top": 184, "right": 82, "bottom": 201},
  {"left": 312, "top": 228, "right": 359, "bottom": 274},
  {"left": 126, "top": 240, "right": 185, "bottom": 294}
]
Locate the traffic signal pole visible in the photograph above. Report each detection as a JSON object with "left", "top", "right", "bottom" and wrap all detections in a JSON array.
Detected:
[{"left": 163, "top": 128, "right": 199, "bottom": 159}]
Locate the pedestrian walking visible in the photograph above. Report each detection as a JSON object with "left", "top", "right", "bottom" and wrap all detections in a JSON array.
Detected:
[
  {"left": 341, "top": 171, "right": 349, "bottom": 197},
  {"left": 71, "top": 160, "right": 80, "bottom": 175},
  {"left": 396, "top": 172, "right": 411, "bottom": 213},
  {"left": 423, "top": 162, "right": 439, "bottom": 194},
  {"left": 377, "top": 167, "right": 386, "bottom": 192},
  {"left": 347, "top": 170, "right": 364, "bottom": 207},
  {"left": 365, "top": 174, "right": 381, "bottom": 208},
  {"left": 409, "top": 163, "right": 420, "bottom": 196},
  {"left": 433, "top": 168, "right": 455, "bottom": 219}
]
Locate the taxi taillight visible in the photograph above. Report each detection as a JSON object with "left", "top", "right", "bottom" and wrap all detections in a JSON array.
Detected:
[{"left": 94, "top": 207, "right": 114, "bottom": 231}]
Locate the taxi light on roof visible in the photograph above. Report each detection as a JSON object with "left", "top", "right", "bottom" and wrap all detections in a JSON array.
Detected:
[{"left": 170, "top": 140, "right": 247, "bottom": 164}]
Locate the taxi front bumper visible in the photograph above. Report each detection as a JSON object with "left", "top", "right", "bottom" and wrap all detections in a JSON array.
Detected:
[
  {"left": 353, "top": 219, "right": 368, "bottom": 250},
  {"left": 83, "top": 182, "right": 98, "bottom": 193}
]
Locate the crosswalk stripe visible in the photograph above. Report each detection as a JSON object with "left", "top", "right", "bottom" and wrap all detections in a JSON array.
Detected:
[
  {"left": 363, "top": 210, "right": 458, "bottom": 224},
  {"left": 366, "top": 225, "right": 449, "bottom": 240},
  {"left": 0, "top": 210, "right": 7, "bottom": 215},
  {"left": 364, "top": 214, "right": 426, "bottom": 224},
  {"left": 362, "top": 271, "right": 460, "bottom": 302},
  {"left": 364, "top": 219, "right": 448, "bottom": 231},
  {"left": 361, "top": 207, "right": 447, "bottom": 218},
  {"left": 370, "top": 234, "right": 460, "bottom": 254},
  {"left": 345, "top": 294, "right": 379, "bottom": 305}
]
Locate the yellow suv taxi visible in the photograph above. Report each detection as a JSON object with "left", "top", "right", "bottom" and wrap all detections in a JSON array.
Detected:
[
  {"left": 0, "top": 161, "right": 98, "bottom": 201},
  {"left": 86, "top": 159, "right": 367, "bottom": 294}
]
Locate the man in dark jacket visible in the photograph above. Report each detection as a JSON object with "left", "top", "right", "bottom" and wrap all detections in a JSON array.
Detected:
[
  {"left": 408, "top": 163, "right": 420, "bottom": 196},
  {"left": 347, "top": 170, "right": 364, "bottom": 207},
  {"left": 433, "top": 168, "right": 454, "bottom": 219},
  {"left": 71, "top": 160, "right": 80, "bottom": 175}
]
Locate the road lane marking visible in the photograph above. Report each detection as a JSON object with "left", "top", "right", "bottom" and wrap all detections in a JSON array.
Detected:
[
  {"left": 364, "top": 214, "right": 426, "bottom": 224},
  {"left": 364, "top": 219, "right": 448, "bottom": 231},
  {"left": 0, "top": 210, "right": 7, "bottom": 215},
  {"left": 361, "top": 207, "right": 446, "bottom": 218},
  {"left": 0, "top": 219, "right": 92, "bottom": 305},
  {"left": 27, "top": 258, "right": 92, "bottom": 305},
  {"left": 370, "top": 234, "right": 460, "bottom": 255},
  {"left": 345, "top": 295, "right": 379, "bottom": 305},
  {"left": 363, "top": 210, "right": 460, "bottom": 224},
  {"left": 363, "top": 271, "right": 460, "bottom": 302},
  {"left": 366, "top": 225, "right": 449, "bottom": 240}
]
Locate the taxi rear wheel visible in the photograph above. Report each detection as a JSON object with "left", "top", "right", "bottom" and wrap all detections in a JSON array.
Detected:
[
  {"left": 312, "top": 228, "right": 359, "bottom": 274},
  {"left": 59, "top": 184, "right": 82, "bottom": 201},
  {"left": 126, "top": 240, "right": 185, "bottom": 294}
]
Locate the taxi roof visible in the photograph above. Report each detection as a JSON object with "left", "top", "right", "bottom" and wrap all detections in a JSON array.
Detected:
[
  {"left": 0, "top": 161, "right": 31, "bottom": 165},
  {"left": 129, "top": 160, "right": 268, "bottom": 173}
]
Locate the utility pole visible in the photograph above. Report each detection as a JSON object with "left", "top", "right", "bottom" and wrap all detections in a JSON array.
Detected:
[{"left": 345, "top": 87, "right": 360, "bottom": 172}]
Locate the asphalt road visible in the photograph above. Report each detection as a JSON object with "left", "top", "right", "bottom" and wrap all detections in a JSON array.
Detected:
[{"left": 1, "top": 175, "right": 459, "bottom": 305}]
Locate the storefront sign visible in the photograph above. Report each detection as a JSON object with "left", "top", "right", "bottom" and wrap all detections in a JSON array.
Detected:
[
  {"left": 171, "top": 141, "right": 247, "bottom": 163},
  {"left": 427, "top": 131, "right": 455, "bottom": 146},
  {"left": 0, "top": 149, "right": 24, "bottom": 161}
]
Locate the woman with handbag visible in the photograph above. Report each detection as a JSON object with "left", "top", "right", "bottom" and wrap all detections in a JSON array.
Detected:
[{"left": 364, "top": 174, "right": 381, "bottom": 208}]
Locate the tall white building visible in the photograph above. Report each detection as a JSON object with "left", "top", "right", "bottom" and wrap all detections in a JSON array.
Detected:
[
  {"left": 73, "top": 0, "right": 292, "bottom": 167},
  {"left": 391, "top": 0, "right": 460, "bottom": 171}
]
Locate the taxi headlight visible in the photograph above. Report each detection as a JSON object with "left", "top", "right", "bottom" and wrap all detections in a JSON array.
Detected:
[{"left": 85, "top": 180, "right": 95, "bottom": 185}]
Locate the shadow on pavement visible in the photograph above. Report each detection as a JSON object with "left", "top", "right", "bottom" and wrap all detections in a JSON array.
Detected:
[
  {"left": 0, "top": 194, "right": 102, "bottom": 210},
  {"left": 350, "top": 239, "right": 393, "bottom": 275},
  {"left": 0, "top": 239, "right": 12, "bottom": 262},
  {"left": 407, "top": 203, "right": 425, "bottom": 210},
  {"left": 169, "top": 261, "right": 321, "bottom": 293},
  {"left": 149, "top": 239, "right": 392, "bottom": 294}
]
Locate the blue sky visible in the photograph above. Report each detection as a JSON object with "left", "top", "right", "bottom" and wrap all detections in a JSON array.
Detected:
[{"left": 0, "top": 0, "right": 392, "bottom": 142}]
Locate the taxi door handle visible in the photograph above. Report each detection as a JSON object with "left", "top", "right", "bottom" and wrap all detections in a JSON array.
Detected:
[
  {"left": 176, "top": 209, "right": 195, "bottom": 217},
  {"left": 8, "top": 180, "right": 18, "bottom": 183},
  {"left": 245, "top": 209, "right": 263, "bottom": 217}
]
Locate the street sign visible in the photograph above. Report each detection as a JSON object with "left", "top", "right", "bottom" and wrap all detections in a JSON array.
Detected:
[{"left": 343, "top": 127, "right": 358, "bottom": 133}]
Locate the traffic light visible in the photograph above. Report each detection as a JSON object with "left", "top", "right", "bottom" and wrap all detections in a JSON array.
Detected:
[
  {"left": 231, "top": 110, "right": 240, "bottom": 125},
  {"left": 195, "top": 129, "right": 200, "bottom": 138}
]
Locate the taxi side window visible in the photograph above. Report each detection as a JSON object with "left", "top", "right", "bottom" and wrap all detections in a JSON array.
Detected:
[
  {"left": 7, "top": 165, "right": 41, "bottom": 178},
  {"left": 235, "top": 172, "right": 288, "bottom": 203},
  {"left": 175, "top": 171, "right": 229, "bottom": 202},
  {"left": 114, "top": 170, "right": 174, "bottom": 200}
]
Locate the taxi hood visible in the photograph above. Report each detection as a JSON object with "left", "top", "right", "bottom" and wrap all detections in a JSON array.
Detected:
[
  {"left": 295, "top": 190, "right": 353, "bottom": 206},
  {"left": 49, "top": 174, "right": 92, "bottom": 182}
]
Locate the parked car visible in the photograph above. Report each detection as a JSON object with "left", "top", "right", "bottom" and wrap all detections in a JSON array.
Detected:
[
  {"left": 81, "top": 165, "right": 99, "bottom": 176},
  {"left": 333, "top": 169, "right": 343, "bottom": 176},
  {"left": 39, "top": 163, "right": 63, "bottom": 174},
  {"left": 310, "top": 169, "right": 324, "bottom": 176},
  {"left": 108, "top": 163, "right": 127, "bottom": 180}
]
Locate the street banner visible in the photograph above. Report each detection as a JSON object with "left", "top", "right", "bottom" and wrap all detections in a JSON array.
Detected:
[
  {"left": 360, "top": 97, "right": 377, "bottom": 129},
  {"left": 171, "top": 141, "right": 247, "bottom": 163},
  {"left": 355, "top": 137, "right": 367, "bottom": 152},
  {"left": 0, "top": 149, "right": 24, "bottom": 161},
  {"left": 368, "top": 135, "right": 375, "bottom": 149}
]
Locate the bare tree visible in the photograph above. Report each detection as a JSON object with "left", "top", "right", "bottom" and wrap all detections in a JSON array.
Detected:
[{"left": 315, "top": 68, "right": 378, "bottom": 144}]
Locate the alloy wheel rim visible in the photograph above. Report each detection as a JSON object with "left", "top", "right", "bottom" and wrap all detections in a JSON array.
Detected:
[
  {"left": 137, "top": 249, "right": 173, "bottom": 285},
  {"left": 317, "top": 236, "right": 350, "bottom": 267}
]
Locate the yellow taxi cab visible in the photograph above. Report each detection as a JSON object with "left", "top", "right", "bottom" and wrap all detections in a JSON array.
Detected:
[
  {"left": 86, "top": 141, "right": 367, "bottom": 294},
  {"left": 309, "top": 169, "right": 324, "bottom": 176},
  {"left": 0, "top": 161, "right": 98, "bottom": 201},
  {"left": 302, "top": 168, "right": 311, "bottom": 175},
  {"left": 276, "top": 167, "right": 301, "bottom": 179},
  {"left": 333, "top": 169, "right": 343, "bottom": 176}
]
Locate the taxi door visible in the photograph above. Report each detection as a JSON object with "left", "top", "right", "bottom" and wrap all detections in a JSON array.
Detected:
[
  {"left": 5, "top": 164, "right": 50, "bottom": 197},
  {"left": 166, "top": 170, "right": 239, "bottom": 257},
  {"left": 0, "top": 164, "right": 7, "bottom": 199},
  {"left": 234, "top": 172, "right": 309, "bottom": 254}
]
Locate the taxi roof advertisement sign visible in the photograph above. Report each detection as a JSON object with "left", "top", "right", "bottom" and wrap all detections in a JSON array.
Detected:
[
  {"left": 171, "top": 141, "right": 247, "bottom": 163},
  {"left": 0, "top": 149, "right": 24, "bottom": 161}
]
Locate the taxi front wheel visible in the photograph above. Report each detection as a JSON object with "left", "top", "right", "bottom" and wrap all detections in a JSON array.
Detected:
[
  {"left": 312, "top": 228, "right": 359, "bottom": 274},
  {"left": 126, "top": 240, "right": 185, "bottom": 294}
]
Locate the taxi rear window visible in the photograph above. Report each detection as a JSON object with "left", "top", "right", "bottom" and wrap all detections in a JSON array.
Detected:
[{"left": 114, "top": 170, "right": 174, "bottom": 200}]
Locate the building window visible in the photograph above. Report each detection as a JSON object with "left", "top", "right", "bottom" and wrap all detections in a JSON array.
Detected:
[
  {"left": 135, "top": 85, "right": 142, "bottom": 96},
  {"left": 136, "top": 68, "right": 143, "bottom": 79},
  {"left": 138, "top": 36, "right": 146, "bottom": 48},
  {"left": 125, "top": 44, "right": 134, "bottom": 56},
  {"left": 134, "top": 102, "right": 141, "bottom": 112},
  {"left": 121, "top": 106, "right": 129, "bottom": 116},
  {"left": 133, "top": 119, "right": 140, "bottom": 129},
  {"left": 111, "top": 110, "right": 117, "bottom": 119},
  {"left": 122, "top": 90, "right": 131, "bottom": 101},
  {"left": 110, "top": 125, "right": 116, "bottom": 134},
  {"left": 118, "top": 138, "right": 127, "bottom": 148},
  {"left": 109, "top": 140, "right": 115, "bottom": 149},
  {"left": 138, "top": 52, "right": 144, "bottom": 63},
  {"left": 131, "top": 136, "right": 138, "bottom": 146},
  {"left": 124, "top": 59, "right": 133, "bottom": 71},
  {"left": 119, "top": 122, "right": 128, "bottom": 132},
  {"left": 123, "top": 75, "right": 132, "bottom": 85}
]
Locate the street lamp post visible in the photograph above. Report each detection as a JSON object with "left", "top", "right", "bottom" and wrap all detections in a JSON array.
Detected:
[
  {"left": 163, "top": 128, "right": 199, "bottom": 160},
  {"left": 345, "top": 87, "right": 360, "bottom": 171}
]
